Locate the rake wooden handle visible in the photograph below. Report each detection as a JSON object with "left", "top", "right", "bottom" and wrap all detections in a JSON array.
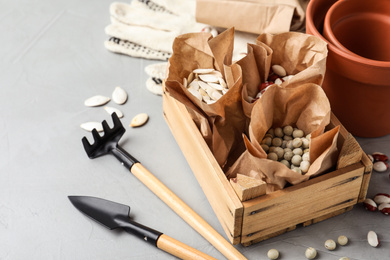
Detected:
[
  {"left": 157, "top": 234, "right": 217, "bottom": 260},
  {"left": 131, "top": 162, "right": 247, "bottom": 260}
]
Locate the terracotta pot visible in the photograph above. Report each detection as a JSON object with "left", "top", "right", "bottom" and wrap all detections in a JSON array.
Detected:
[
  {"left": 323, "top": 0, "right": 390, "bottom": 61},
  {"left": 306, "top": 0, "right": 390, "bottom": 137}
]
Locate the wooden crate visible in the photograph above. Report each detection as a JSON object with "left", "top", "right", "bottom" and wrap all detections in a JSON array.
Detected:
[{"left": 162, "top": 88, "right": 372, "bottom": 246}]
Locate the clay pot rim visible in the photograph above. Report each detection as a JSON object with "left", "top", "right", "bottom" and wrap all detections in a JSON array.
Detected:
[{"left": 306, "top": 0, "right": 390, "bottom": 68}]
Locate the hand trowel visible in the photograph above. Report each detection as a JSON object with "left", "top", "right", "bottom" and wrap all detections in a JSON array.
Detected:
[{"left": 68, "top": 196, "right": 216, "bottom": 260}]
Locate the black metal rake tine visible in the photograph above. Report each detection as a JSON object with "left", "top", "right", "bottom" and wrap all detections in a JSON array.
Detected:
[{"left": 81, "top": 112, "right": 127, "bottom": 159}]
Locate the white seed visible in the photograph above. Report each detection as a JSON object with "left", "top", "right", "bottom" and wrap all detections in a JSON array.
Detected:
[
  {"left": 292, "top": 155, "right": 302, "bottom": 166},
  {"left": 338, "top": 235, "right": 349, "bottom": 246},
  {"left": 209, "top": 90, "right": 222, "bottom": 101},
  {"left": 339, "top": 257, "right": 349, "bottom": 260},
  {"left": 197, "top": 80, "right": 212, "bottom": 91},
  {"left": 305, "top": 247, "right": 317, "bottom": 259},
  {"left": 367, "top": 230, "right": 379, "bottom": 247},
  {"left": 280, "top": 160, "right": 290, "bottom": 168},
  {"left": 130, "top": 113, "right": 149, "bottom": 127},
  {"left": 188, "top": 88, "right": 202, "bottom": 101},
  {"left": 112, "top": 86, "right": 128, "bottom": 105},
  {"left": 293, "top": 148, "right": 303, "bottom": 156},
  {"left": 283, "top": 125, "right": 293, "bottom": 136},
  {"left": 261, "top": 144, "right": 270, "bottom": 153},
  {"left": 218, "top": 77, "right": 227, "bottom": 89},
  {"left": 284, "top": 135, "right": 293, "bottom": 141},
  {"left": 274, "top": 78, "right": 283, "bottom": 85},
  {"left": 84, "top": 95, "right": 110, "bottom": 107},
  {"left": 198, "top": 73, "right": 220, "bottom": 83},
  {"left": 300, "top": 160, "right": 310, "bottom": 173},
  {"left": 274, "top": 147, "right": 284, "bottom": 160},
  {"left": 274, "top": 127, "right": 284, "bottom": 137},
  {"left": 302, "top": 138, "right": 310, "bottom": 149},
  {"left": 293, "top": 129, "right": 305, "bottom": 138},
  {"left": 183, "top": 77, "right": 188, "bottom": 88},
  {"left": 324, "top": 239, "right": 336, "bottom": 250},
  {"left": 292, "top": 167, "right": 302, "bottom": 174},
  {"left": 272, "top": 64, "right": 287, "bottom": 77},
  {"left": 367, "top": 154, "right": 374, "bottom": 163},
  {"left": 302, "top": 152, "right": 310, "bottom": 162},
  {"left": 193, "top": 68, "right": 214, "bottom": 74},
  {"left": 267, "top": 248, "right": 279, "bottom": 260},
  {"left": 104, "top": 106, "right": 123, "bottom": 118},
  {"left": 284, "top": 151, "right": 293, "bottom": 161},
  {"left": 292, "top": 138, "right": 303, "bottom": 148},
  {"left": 262, "top": 137, "right": 272, "bottom": 146},
  {"left": 202, "top": 94, "right": 211, "bottom": 103},
  {"left": 373, "top": 161, "right": 389, "bottom": 172},
  {"left": 187, "top": 72, "right": 194, "bottom": 83},
  {"left": 80, "top": 122, "right": 103, "bottom": 132},
  {"left": 210, "top": 70, "right": 223, "bottom": 78},
  {"left": 188, "top": 79, "right": 199, "bottom": 90},
  {"left": 208, "top": 82, "right": 224, "bottom": 91},
  {"left": 267, "top": 152, "right": 278, "bottom": 161},
  {"left": 272, "top": 137, "right": 283, "bottom": 147}
]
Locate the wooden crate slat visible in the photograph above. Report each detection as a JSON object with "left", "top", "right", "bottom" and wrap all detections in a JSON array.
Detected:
[
  {"left": 163, "top": 90, "right": 243, "bottom": 244},
  {"left": 240, "top": 163, "right": 364, "bottom": 244}
]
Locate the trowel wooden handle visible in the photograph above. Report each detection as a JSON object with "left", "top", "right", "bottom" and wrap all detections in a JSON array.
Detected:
[
  {"left": 157, "top": 234, "right": 216, "bottom": 260},
  {"left": 131, "top": 162, "right": 247, "bottom": 260}
]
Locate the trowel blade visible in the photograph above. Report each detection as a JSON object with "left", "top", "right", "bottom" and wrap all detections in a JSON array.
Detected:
[{"left": 68, "top": 195, "right": 130, "bottom": 230}]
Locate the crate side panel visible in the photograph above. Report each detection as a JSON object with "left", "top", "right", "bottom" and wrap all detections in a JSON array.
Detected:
[
  {"left": 163, "top": 92, "right": 243, "bottom": 244},
  {"left": 241, "top": 163, "right": 365, "bottom": 244}
]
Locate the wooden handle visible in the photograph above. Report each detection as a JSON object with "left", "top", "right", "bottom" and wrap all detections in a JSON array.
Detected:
[
  {"left": 157, "top": 234, "right": 217, "bottom": 260},
  {"left": 131, "top": 163, "right": 247, "bottom": 260}
]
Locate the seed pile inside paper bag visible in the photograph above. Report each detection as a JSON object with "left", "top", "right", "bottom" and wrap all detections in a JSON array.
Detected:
[
  {"left": 261, "top": 126, "right": 311, "bottom": 174},
  {"left": 184, "top": 68, "right": 229, "bottom": 104}
]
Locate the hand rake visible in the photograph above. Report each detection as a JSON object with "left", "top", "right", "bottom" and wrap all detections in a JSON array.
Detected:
[{"left": 81, "top": 112, "right": 246, "bottom": 260}]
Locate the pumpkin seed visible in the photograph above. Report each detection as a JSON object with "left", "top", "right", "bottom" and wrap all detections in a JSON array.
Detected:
[
  {"left": 130, "top": 113, "right": 149, "bottom": 127},
  {"left": 112, "top": 86, "right": 127, "bottom": 105},
  {"left": 84, "top": 95, "right": 110, "bottom": 107}
]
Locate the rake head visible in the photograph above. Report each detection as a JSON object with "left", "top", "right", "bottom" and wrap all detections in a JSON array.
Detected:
[{"left": 82, "top": 112, "right": 125, "bottom": 159}]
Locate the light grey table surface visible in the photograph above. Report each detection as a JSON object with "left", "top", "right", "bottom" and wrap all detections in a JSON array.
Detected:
[{"left": 1, "top": 0, "right": 390, "bottom": 259}]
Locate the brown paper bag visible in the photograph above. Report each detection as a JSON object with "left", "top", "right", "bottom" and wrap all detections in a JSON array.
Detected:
[
  {"left": 164, "top": 28, "right": 246, "bottom": 168},
  {"left": 196, "top": 0, "right": 309, "bottom": 34},
  {"left": 226, "top": 83, "right": 340, "bottom": 193},
  {"left": 239, "top": 32, "right": 328, "bottom": 120}
]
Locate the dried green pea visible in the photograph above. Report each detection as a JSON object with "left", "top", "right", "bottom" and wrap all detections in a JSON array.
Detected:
[
  {"left": 272, "top": 137, "right": 283, "bottom": 147},
  {"left": 283, "top": 125, "right": 293, "bottom": 136},
  {"left": 267, "top": 152, "right": 278, "bottom": 161},
  {"left": 274, "top": 127, "right": 284, "bottom": 138}
]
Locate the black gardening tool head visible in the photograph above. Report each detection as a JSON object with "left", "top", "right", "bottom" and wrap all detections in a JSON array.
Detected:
[
  {"left": 82, "top": 112, "right": 124, "bottom": 159},
  {"left": 68, "top": 196, "right": 162, "bottom": 246},
  {"left": 68, "top": 195, "right": 130, "bottom": 230},
  {"left": 81, "top": 112, "right": 138, "bottom": 169}
]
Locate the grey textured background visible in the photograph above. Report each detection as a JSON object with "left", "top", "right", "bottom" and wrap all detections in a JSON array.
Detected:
[{"left": 1, "top": 0, "right": 389, "bottom": 259}]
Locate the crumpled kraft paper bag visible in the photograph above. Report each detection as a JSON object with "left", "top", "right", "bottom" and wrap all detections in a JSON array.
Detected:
[
  {"left": 226, "top": 83, "right": 340, "bottom": 193},
  {"left": 238, "top": 32, "right": 328, "bottom": 119},
  {"left": 164, "top": 28, "right": 247, "bottom": 168},
  {"left": 196, "top": 0, "right": 309, "bottom": 34}
]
